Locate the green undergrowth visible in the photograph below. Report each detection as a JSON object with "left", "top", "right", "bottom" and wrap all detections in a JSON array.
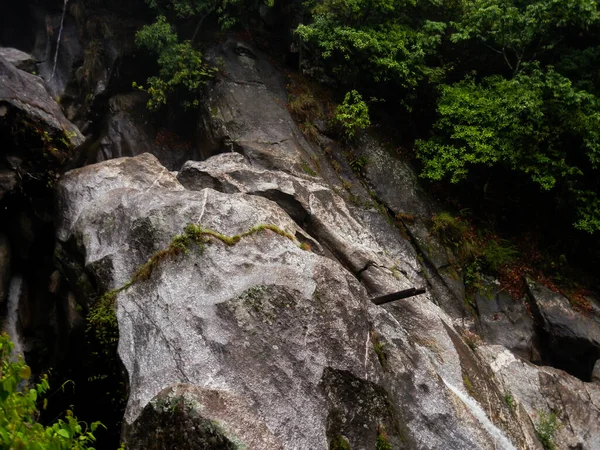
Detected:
[
  {"left": 430, "top": 212, "right": 519, "bottom": 300},
  {"left": 370, "top": 331, "right": 387, "bottom": 369},
  {"left": 375, "top": 425, "right": 392, "bottom": 450},
  {"left": 0, "top": 334, "right": 103, "bottom": 450},
  {"left": 330, "top": 435, "right": 352, "bottom": 450},
  {"left": 536, "top": 410, "right": 559, "bottom": 450}
]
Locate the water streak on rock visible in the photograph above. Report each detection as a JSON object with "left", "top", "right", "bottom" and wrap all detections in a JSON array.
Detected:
[
  {"left": 442, "top": 377, "right": 517, "bottom": 450},
  {"left": 5, "top": 275, "right": 23, "bottom": 358}
]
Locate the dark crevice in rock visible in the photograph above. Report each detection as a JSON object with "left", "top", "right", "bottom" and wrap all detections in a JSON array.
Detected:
[
  {"left": 526, "top": 289, "right": 600, "bottom": 382},
  {"left": 356, "top": 261, "right": 375, "bottom": 275},
  {"left": 252, "top": 189, "right": 309, "bottom": 226}
]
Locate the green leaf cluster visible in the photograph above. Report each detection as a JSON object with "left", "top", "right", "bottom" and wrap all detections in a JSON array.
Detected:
[
  {"left": 417, "top": 66, "right": 600, "bottom": 232},
  {"left": 296, "top": 0, "right": 600, "bottom": 236},
  {"left": 145, "top": 0, "right": 274, "bottom": 29},
  {"left": 134, "top": 16, "right": 216, "bottom": 111},
  {"left": 0, "top": 334, "right": 103, "bottom": 450},
  {"left": 296, "top": 0, "right": 447, "bottom": 90},
  {"left": 335, "top": 90, "right": 371, "bottom": 139}
]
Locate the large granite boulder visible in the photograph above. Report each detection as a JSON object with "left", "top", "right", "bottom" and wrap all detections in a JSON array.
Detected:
[
  {"left": 178, "top": 152, "right": 416, "bottom": 296},
  {"left": 56, "top": 153, "right": 539, "bottom": 449}
]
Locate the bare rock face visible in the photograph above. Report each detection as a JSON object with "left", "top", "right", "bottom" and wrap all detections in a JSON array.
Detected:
[
  {"left": 0, "top": 47, "right": 36, "bottom": 73},
  {"left": 57, "top": 153, "right": 542, "bottom": 450},
  {"left": 475, "top": 278, "right": 540, "bottom": 362},
  {"left": 0, "top": 54, "right": 82, "bottom": 146},
  {"left": 481, "top": 345, "right": 600, "bottom": 450},
  {"left": 527, "top": 280, "right": 600, "bottom": 380},
  {"left": 56, "top": 153, "right": 183, "bottom": 243},
  {"left": 91, "top": 92, "right": 198, "bottom": 171},
  {"left": 178, "top": 152, "right": 416, "bottom": 297},
  {"left": 199, "top": 39, "right": 318, "bottom": 174}
]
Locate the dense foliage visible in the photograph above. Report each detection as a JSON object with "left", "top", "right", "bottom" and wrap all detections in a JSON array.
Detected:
[
  {"left": 0, "top": 334, "right": 102, "bottom": 449},
  {"left": 133, "top": 0, "right": 600, "bottom": 238},
  {"left": 296, "top": 0, "right": 600, "bottom": 236},
  {"left": 134, "top": 15, "right": 215, "bottom": 110}
]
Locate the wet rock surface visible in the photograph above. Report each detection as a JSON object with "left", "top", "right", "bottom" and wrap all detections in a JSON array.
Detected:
[
  {"left": 527, "top": 280, "right": 600, "bottom": 380},
  {"left": 200, "top": 39, "right": 318, "bottom": 173},
  {"left": 482, "top": 345, "right": 600, "bottom": 450},
  {"left": 57, "top": 153, "right": 534, "bottom": 449}
]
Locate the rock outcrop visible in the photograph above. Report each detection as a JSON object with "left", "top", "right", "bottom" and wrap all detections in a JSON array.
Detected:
[
  {"left": 91, "top": 92, "right": 198, "bottom": 171},
  {"left": 178, "top": 152, "right": 415, "bottom": 296},
  {"left": 0, "top": 54, "right": 82, "bottom": 146},
  {"left": 0, "top": 47, "right": 36, "bottom": 73},
  {"left": 50, "top": 36, "right": 600, "bottom": 449},
  {"left": 57, "top": 152, "right": 533, "bottom": 449},
  {"left": 475, "top": 279, "right": 540, "bottom": 362},
  {"left": 527, "top": 280, "right": 600, "bottom": 380},
  {"left": 481, "top": 345, "right": 600, "bottom": 450},
  {"left": 200, "top": 39, "right": 319, "bottom": 174}
]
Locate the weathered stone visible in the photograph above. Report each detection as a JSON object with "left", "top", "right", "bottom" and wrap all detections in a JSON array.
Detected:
[
  {"left": 200, "top": 39, "right": 318, "bottom": 174},
  {"left": 56, "top": 153, "right": 183, "bottom": 243},
  {"left": 0, "top": 47, "right": 36, "bottom": 73},
  {"left": 481, "top": 345, "right": 600, "bottom": 450},
  {"left": 92, "top": 92, "right": 197, "bottom": 170},
  {"left": 0, "top": 55, "right": 82, "bottom": 147},
  {"left": 527, "top": 280, "right": 600, "bottom": 380},
  {"left": 475, "top": 278, "right": 540, "bottom": 362},
  {"left": 178, "top": 152, "right": 414, "bottom": 296},
  {"left": 126, "top": 384, "right": 280, "bottom": 450},
  {"left": 56, "top": 154, "right": 535, "bottom": 450},
  {"left": 351, "top": 135, "right": 470, "bottom": 320}
]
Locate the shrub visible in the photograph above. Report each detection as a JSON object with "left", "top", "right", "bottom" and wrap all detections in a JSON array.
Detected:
[
  {"left": 375, "top": 425, "right": 392, "bottom": 450},
  {"left": 134, "top": 16, "right": 215, "bottom": 111},
  {"left": 0, "top": 333, "right": 103, "bottom": 449},
  {"left": 482, "top": 239, "right": 519, "bottom": 272},
  {"left": 536, "top": 410, "right": 559, "bottom": 450},
  {"left": 431, "top": 212, "right": 468, "bottom": 246},
  {"left": 334, "top": 90, "right": 371, "bottom": 140}
]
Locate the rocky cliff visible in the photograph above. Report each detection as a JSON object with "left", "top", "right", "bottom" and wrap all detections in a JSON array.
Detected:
[{"left": 2, "top": 6, "right": 600, "bottom": 450}]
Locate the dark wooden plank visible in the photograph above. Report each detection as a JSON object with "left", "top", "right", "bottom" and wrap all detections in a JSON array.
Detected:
[{"left": 371, "top": 287, "right": 427, "bottom": 305}]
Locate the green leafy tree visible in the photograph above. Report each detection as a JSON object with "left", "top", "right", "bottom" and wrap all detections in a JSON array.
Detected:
[
  {"left": 296, "top": 0, "right": 449, "bottom": 95},
  {"left": 451, "top": 0, "right": 600, "bottom": 74},
  {"left": 0, "top": 333, "right": 103, "bottom": 449},
  {"left": 145, "top": 0, "right": 274, "bottom": 30},
  {"left": 334, "top": 89, "right": 371, "bottom": 139},
  {"left": 134, "top": 16, "right": 215, "bottom": 110},
  {"left": 416, "top": 66, "right": 600, "bottom": 233}
]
